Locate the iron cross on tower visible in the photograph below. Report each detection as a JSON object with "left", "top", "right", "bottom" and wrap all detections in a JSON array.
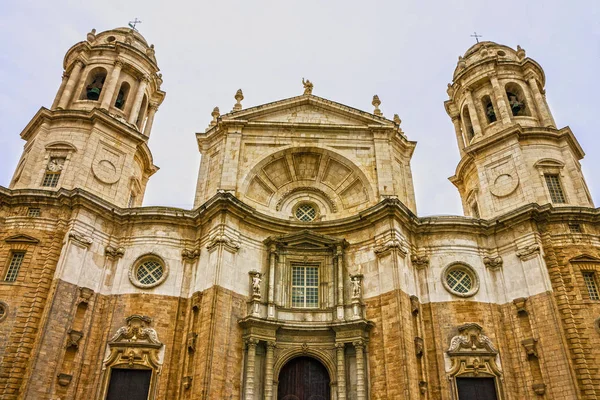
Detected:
[
  {"left": 128, "top": 18, "right": 142, "bottom": 31},
  {"left": 470, "top": 32, "right": 483, "bottom": 43}
]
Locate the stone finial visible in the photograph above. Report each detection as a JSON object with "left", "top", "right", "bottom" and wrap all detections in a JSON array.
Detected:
[
  {"left": 233, "top": 89, "right": 244, "bottom": 111},
  {"left": 446, "top": 83, "right": 455, "bottom": 98},
  {"left": 516, "top": 45, "right": 526, "bottom": 60},
  {"left": 125, "top": 29, "right": 134, "bottom": 45},
  {"left": 457, "top": 55, "right": 466, "bottom": 70},
  {"left": 87, "top": 28, "right": 96, "bottom": 42},
  {"left": 210, "top": 107, "right": 220, "bottom": 127},
  {"left": 393, "top": 114, "right": 402, "bottom": 127},
  {"left": 302, "top": 78, "right": 313, "bottom": 95},
  {"left": 372, "top": 95, "right": 382, "bottom": 116},
  {"left": 146, "top": 44, "right": 155, "bottom": 58}
]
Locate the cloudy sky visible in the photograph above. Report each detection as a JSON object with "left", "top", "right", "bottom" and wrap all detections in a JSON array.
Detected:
[{"left": 1, "top": 0, "right": 598, "bottom": 216}]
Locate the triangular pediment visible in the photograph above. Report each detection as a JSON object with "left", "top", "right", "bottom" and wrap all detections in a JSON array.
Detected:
[
  {"left": 264, "top": 229, "right": 347, "bottom": 249},
  {"left": 570, "top": 254, "right": 600, "bottom": 263},
  {"left": 4, "top": 234, "right": 40, "bottom": 244},
  {"left": 223, "top": 95, "right": 394, "bottom": 128}
]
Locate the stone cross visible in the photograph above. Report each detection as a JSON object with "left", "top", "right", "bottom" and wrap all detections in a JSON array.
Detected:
[
  {"left": 470, "top": 32, "right": 482, "bottom": 43},
  {"left": 128, "top": 18, "right": 142, "bottom": 31}
]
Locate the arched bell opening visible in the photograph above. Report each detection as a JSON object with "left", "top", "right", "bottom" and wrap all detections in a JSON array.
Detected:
[
  {"left": 80, "top": 67, "right": 107, "bottom": 101},
  {"left": 481, "top": 95, "right": 497, "bottom": 124},
  {"left": 114, "top": 81, "right": 130, "bottom": 110},
  {"left": 136, "top": 94, "right": 148, "bottom": 129},
  {"left": 277, "top": 356, "right": 331, "bottom": 400},
  {"left": 462, "top": 105, "right": 475, "bottom": 142},
  {"left": 505, "top": 82, "right": 530, "bottom": 117}
]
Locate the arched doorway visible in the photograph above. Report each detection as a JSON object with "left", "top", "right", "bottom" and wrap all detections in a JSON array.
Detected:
[{"left": 277, "top": 356, "right": 330, "bottom": 400}]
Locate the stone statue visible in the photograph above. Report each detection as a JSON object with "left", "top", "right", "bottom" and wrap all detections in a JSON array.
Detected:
[
  {"left": 250, "top": 271, "right": 262, "bottom": 297},
  {"left": 350, "top": 275, "right": 362, "bottom": 299},
  {"left": 302, "top": 78, "right": 313, "bottom": 95}
]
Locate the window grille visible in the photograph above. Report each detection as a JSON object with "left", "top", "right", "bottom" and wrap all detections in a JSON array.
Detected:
[
  {"left": 295, "top": 203, "right": 317, "bottom": 222},
  {"left": 568, "top": 224, "right": 582, "bottom": 233},
  {"left": 27, "top": 208, "right": 41, "bottom": 217},
  {"left": 5, "top": 252, "right": 25, "bottom": 282},
  {"left": 41, "top": 157, "right": 65, "bottom": 187},
  {"left": 583, "top": 272, "right": 600, "bottom": 300},
  {"left": 544, "top": 174, "right": 566, "bottom": 203},
  {"left": 446, "top": 269, "right": 473, "bottom": 294},
  {"left": 136, "top": 260, "right": 164, "bottom": 285},
  {"left": 291, "top": 265, "right": 319, "bottom": 308}
]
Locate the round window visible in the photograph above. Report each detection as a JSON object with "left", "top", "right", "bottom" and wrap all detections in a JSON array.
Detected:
[
  {"left": 0, "top": 301, "right": 7, "bottom": 322},
  {"left": 295, "top": 203, "right": 317, "bottom": 222},
  {"left": 129, "top": 256, "right": 168, "bottom": 288},
  {"left": 442, "top": 263, "right": 479, "bottom": 297}
]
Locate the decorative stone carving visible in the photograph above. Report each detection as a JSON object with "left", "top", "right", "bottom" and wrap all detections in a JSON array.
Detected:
[
  {"left": 532, "top": 383, "right": 546, "bottom": 395},
  {"left": 521, "top": 338, "right": 538, "bottom": 358},
  {"left": 516, "top": 45, "right": 526, "bottom": 60},
  {"left": 187, "top": 332, "right": 198, "bottom": 353},
  {"left": 276, "top": 186, "right": 338, "bottom": 212},
  {"left": 372, "top": 95, "right": 382, "bottom": 116},
  {"left": 92, "top": 159, "right": 120, "bottom": 184},
  {"left": 516, "top": 244, "right": 540, "bottom": 261},
  {"left": 191, "top": 291, "right": 202, "bottom": 310},
  {"left": 86, "top": 28, "right": 96, "bottom": 42},
  {"left": 182, "top": 376, "right": 193, "bottom": 390},
  {"left": 66, "top": 329, "right": 83, "bottom": 349},
  {"left": 206, "top": 232, "right": 240, "bottom": 253},
  {"left": 249, "top": 270, "right": 262, "bottom": 299},
  {"left": 374, "top": 237, "right": 407, "bottom": 257},
  {"left": 513, "top": 297, "right": 528, "bottom": 314},
  {"left": 350, "top": 274, "right": 363, "bottom": 300},
  {"left": 233, "top": 89, "right": 244, "bottom": 111},
  {"left": 105, "top": 246, "right": 125, "bottom": 258},
  {"left": 414, "top": 337, "right": 424, "bottom": 357},
  {"left": 77, "top": 287, "right": 94, "bottom": 305},
  {"left": 411, "top": 254, "right": 429, "bottom": 270},
  {"left": 448, "top": 323, "right": 498, "bottom": 355},
  {"left": 457, "top": 55, "right": 466, "bottom": 70},
  {"left": 419, "top": 381, "right": 428, "bottom": 394},
  {"left": 57, "top": 373, "right": 72, "bottom": 386},
  {"left": 209, "top": 107, "right": 220, "bottom": 127},
  {"left": 181, "top": 248, "right": 200, "bottom": 261},
  {"left": 410, "top": 295, "right": 420, "bottom": 315},
  {"left": 302, "top": 78, "right": 313, "bottom": 95},
  {"left": 301, "top": 342, "right": 309, "bottom": 353},
  {"left": 483, "top": 256, "right": 503, "bottom": 270},
  {"left": 103, "top": 315, "right": 163, "bottom": 371},
  {"left": 68, "top": 231, "right": 92, "bottom": 248}
]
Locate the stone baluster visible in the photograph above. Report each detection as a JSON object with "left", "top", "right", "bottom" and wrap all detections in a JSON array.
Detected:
[
  {"left": 57, "top": 60, "right": 84, "bottom": 109},
  {"left": 143, "top": 103, "right": 159, "bottom": 136},
  {"left": 490, "top": 75, "right": 512, "bottom": 124},
  {"left": 264, "top": 341, "right": 276, "bottom": 400},
  {"left": 354, "top": 340, "right": 366, "bottom": 400},
  {"left": 100, "top": 60, "right": 123, "bottom": 110},
  {"left": 527, "top": 75, "right": 556, "bottom": 128},
  {"left": 244, "top": 338, "right": 259, "bottom": 400},
  {"left": 128, "top": 76, "right": 149, "bottom": 125},
  {"left": 336, "top": 343, "right": 347, "bottom": 400}
]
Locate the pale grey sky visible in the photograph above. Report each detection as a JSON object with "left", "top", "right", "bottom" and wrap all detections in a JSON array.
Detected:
[{"left": 1, "top": 0, "right": 598, "bottom": 216}]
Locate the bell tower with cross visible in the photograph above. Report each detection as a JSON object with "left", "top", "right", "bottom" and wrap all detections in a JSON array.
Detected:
[
  {"left": 445, "top": 41, "right": 594, "bottom": 219},
  {"left": 9, "top": 26, "right": 166, "bottom": 208}
]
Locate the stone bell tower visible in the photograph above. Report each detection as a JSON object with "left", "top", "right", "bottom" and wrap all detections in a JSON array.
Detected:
[
  {"left": 9, "top": 27, "right": 165, "bottom": 208},
  {"left": 445, "top": 41, "right": 594, "bottom": 219}
]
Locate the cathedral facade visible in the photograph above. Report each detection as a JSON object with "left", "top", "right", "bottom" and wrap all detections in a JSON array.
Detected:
[{"left": 0, "top": 26, "right": 599, "bottom": 400}]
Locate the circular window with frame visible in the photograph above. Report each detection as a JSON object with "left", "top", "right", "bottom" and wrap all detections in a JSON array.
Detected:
[
  {"left": 0, "top": 301, "right": 8, "bottom": 322},
  {"left": 294, "top": 202, "right": 319, "bottom": 222},
  {"left": 442, "top": 262, "right": 480, "bottom": 298},
  {"left": 129, "top": 255, "right": 168, "bottom": 289}
]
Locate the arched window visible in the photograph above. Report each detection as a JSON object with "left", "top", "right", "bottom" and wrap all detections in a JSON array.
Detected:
[
  {"left": 462, "top": 105, "right": 475, "bottom": 141},
  {"left": 136, "top": 94, "right": 148, "bottom": 129},
  {"left": 482, "top": 95, "right": 496, "bottom": 123},
  {"left": 114, "top": 82, "right": 130, "bottom": 110},
  {"left": 505, "top": 82, "right": 530, "bottom": 117},
  {"left": 81, "top": 67, "right": 107, "bottom": 101}
]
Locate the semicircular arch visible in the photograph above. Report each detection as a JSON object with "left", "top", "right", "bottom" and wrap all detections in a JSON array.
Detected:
[{"left": 273, "top": 349, "right": 336, "bottom": 384}]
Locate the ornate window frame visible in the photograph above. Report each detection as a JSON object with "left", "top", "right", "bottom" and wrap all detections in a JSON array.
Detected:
[
  {"left": 128, "top": 254, "right": 169, "bottom": 289},
  {"left": 293, "top": 201, "right": 320, "bottom": 222},
  {"left": 442, "top": 262, "right": 480, "bottom": 298}
]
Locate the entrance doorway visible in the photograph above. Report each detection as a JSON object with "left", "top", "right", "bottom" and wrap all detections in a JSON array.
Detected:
[
  {"left": 277, "top": 356, "right": 330, "bottom": 400},
  {"left": 456, "top": 377, "right": 498, "bottom": 400},
  {"left": 105, "top": 368, "right": 152, "bottom": 400}
]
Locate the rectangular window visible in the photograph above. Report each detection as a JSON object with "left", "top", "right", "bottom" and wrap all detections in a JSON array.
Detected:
[
  {"left": 568, "top": 223, "right": 582, "bottom": 233},
  {"left": 41, "top": 157, "right": 65, "bottom": 187},
  {"left": 583, "top": 272, "right": 600, "bottom": 300},
  {"left": 544, "top": 174, "right": 566, "bottom": 203},
  {"left": 27, "top": 208, "right": 41, "bottom": 217},
  {"left": 5, "top": 252, "right": 25, "bottom": 282},
  {"left": 291, "top": 265, "right": 319, "bottom": 308}
]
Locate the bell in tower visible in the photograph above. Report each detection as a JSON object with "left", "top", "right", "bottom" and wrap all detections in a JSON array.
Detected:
[
  {"left": 10, "top": 27, "right": 165, "bottom": 208},
  {"left": 445, "top": 42, "right": 593, "bottom": 219}
]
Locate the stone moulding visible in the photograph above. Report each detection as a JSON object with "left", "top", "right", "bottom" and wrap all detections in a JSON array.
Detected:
[
  {"left": 276, "top": 186, "right": 338, "bottom": 213},
  {"left": 483, "top": 256, "right": 503, "bottom": 270},
  {"left": 374, "top": 238, "right": 407, "bottom": 257},
  {"left": 181, "top": 247, "right": 201, "bottom": 261},
  {"left": 77, "top": 286, "right": 94, "bottom": 305},
  {"left": 206, "top": 232, "right": 240, "bottom": 253},
  {"left": 411, "top": 254, "right": 429, "bottom": 270},
  {"left": 516, "top": 243, "right": 540, "bottom": 261},
  {"left": 105, "top": 245, "right": 125, "bottom": 258},
  {"left": 103, "top": 315, "right": 163, "bottom": 370},
  {"left": 68, "top": 230, "right": 93, "bottom": 248}
]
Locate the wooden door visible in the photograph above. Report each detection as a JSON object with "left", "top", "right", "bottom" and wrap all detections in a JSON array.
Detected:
[
  {"left": 105, "top": 368, "right": 152, "bottom": 400},
  {"left": 277, "top": 357, "right": 330, "bottom": 400},
  {"left": 456, "top": 377, "right": 498, "bottom": 400}
]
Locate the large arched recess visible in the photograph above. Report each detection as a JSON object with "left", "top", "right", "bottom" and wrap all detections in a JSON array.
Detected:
[
  {"left": 277, "top": 356, "right": 331, "bottom": 400},
  {"left": 239, "top": 146, "right": 376, "bottom": 220}
]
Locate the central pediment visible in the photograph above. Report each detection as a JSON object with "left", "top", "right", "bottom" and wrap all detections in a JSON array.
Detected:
[{"left": 221, "top": 94, "right": 395, "bottom": 128}]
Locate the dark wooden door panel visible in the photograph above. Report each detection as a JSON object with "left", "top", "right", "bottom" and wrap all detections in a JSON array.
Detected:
[
  {"left": 278, "top": 357, "right": 330, "bottom": 400},
  {"left": 106, "top": 368, "right": 152, "bottom": 400},
  {"left": 456, "top": 377, "right": 498, "bottom": 400}
]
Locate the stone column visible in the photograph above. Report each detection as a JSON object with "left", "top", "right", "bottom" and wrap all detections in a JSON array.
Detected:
[
  {"left": 143, "top": 103, "right": 159, "bottom": 136},
  {"left": 268, "top": 245, "right": 277, "bottom": 319},
  {"left": 464, "top": 90, "right": 482, "bottom": 137},
  {"left": 527, "top": 76, "right": 556, "bottom": 128},
  {"left": 336, "top": 343, "right": 347, "bottom": 400},
  {"left": 100, "top": 59, "right": 123, "bottom": 110},
  {"left": 128, "top": 76, "right": 149, "bottom": 125},
  {"left": 51, "top": 72, "right": 69, "bottom": 109},
  {"left": 490, "top": 75, "right": 512, "bottom": 124},
  {"left": 57, "top": 60, "right": 84, "bottom": 109},
  {"left": 264, "top": 341, "right": 276, "bottom": 400},
  {"left": 336, "top": 245, "right": 345, "bottom": 321},
  {"left": 451, "top": 116, "right": 466, "bottom": 156},
  {"left": 244, "top": 338, "right": 259, "bottom": 400},
  {"left": 354, "top": 340, "right": 366, "bottom": 400}
]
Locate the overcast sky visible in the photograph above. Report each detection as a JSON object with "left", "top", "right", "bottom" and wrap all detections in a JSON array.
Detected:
[{"left": 1, "top": 0, "right": 599, "bottom": 216}]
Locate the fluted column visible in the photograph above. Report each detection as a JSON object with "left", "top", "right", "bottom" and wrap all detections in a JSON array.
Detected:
[
  {"left": 452, "top": 116, "right": 466, "bottom": 155},
  {"left": 490, "top": 75, "right": 512, "bottom": 124},
  {"left": 100, "top": 59, "right": 123, "bottom": 110},
  {"left": 142, "top": 103, "right": 159, "bottom": 136},
  {"left": 57, "top": 60, "right": 84, "bottom": 109},
  {"left": 336, "top": 343, "right": 347, "bottom": 400},
  {"left": 128, "top": 76, "right": 149, "bottom": 125},
  {"left": 336, "top": 245, "right": 344, "bottom": 320},
  {"left": 354, "top": 340, "right": 366, "bottom": 400},
  {"left": 51, "top": 72, "right": 69, "bottom": 109},
  {"left": 268, "top": 245, "right": 277, "bottom": 319},
  {"left": 464, "top": 89, "right": 482, "bottom": 137},
  {"left": 264, "top": 341, "right": 276, "bottom": 400},
  {"left": 527, "top": 76, "right": 556, "bottom": 128},
  {"left": 244, "top": 338, "right": 258, "bottom": 400}
]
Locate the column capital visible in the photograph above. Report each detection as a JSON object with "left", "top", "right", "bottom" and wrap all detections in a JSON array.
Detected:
[
  {"left": 139, "top": 74, "right": 150, "bottom": 83},
  {"left": 114, "top": 59, "right": 124, "bottom": 68},
  {"left": 148, "top": 102, "right": 160, "bottom": 111},
  {"left": 73, "top": 59, "right": 85, "bottom": 68},
  {"left": 335, "top": 342, "right": 346, "bottom": 349},
  {"left": 353, "top": 340, "right": 365, "bottom": 349},
  {"left": 245, "top": 337, "right": 259, "bottom": 346},
  {"left": 266, "top": 341, "right": 277, "bottom": 349}
]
